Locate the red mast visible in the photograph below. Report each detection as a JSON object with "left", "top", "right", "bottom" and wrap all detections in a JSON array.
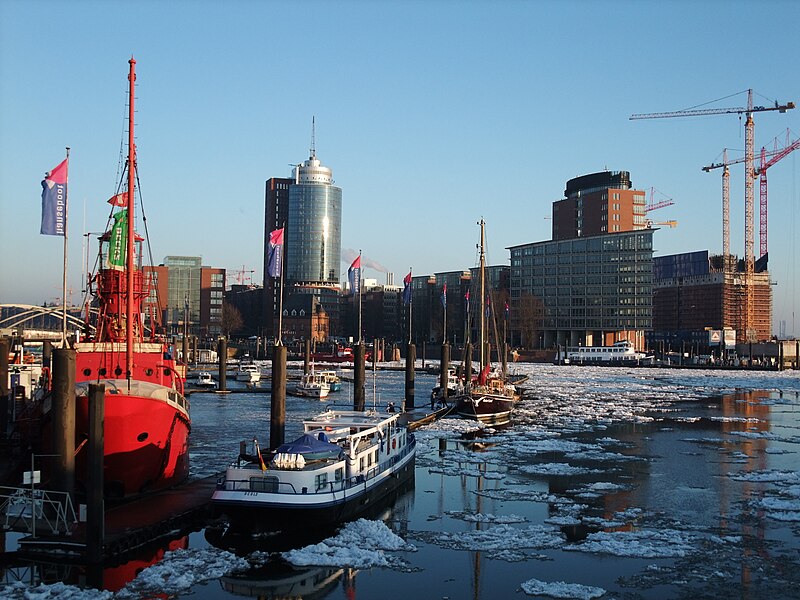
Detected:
[{"left": 126, "top": 57, "right": 136, "bottom": 380}]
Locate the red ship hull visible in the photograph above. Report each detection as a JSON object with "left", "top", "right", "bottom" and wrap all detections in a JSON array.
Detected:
[{"left": 73, "top": 342, "right": 190, "bottom": 499}]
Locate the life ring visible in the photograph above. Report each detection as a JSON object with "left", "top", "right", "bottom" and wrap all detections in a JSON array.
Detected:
[{"left": 392, "top": 439, "right": 396, "bottom": 449}]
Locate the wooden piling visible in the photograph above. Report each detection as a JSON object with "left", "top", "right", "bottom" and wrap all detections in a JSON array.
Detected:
[
  {"left": 304, "top": 340, "right": 311, "bottom": 374},
  {"left": 405, "top": 343, "right": 416, "bottom": 410},
  {"left": 87, "top": 383, "right": 105, "bottom": 563},
  {"left": 270, "top": 345, "right": 287, "bottom": 450},
  {"left": 217, "top": 338, "right": 227, "bottom": 392},
  {"left": 354, "top": 343, "right": 366, "bottom": 411},
  {"left": 52, "top": 348, "right": 76, "bottom": 501}
]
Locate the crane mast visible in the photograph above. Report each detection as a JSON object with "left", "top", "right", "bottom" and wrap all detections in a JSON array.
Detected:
[{"left": 633, "top": 89, "right": 795, "bottom": 343}]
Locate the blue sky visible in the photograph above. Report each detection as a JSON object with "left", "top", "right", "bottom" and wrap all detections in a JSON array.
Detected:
[{"left": 1, "top": 0, "right": 798, "bottom": 335}]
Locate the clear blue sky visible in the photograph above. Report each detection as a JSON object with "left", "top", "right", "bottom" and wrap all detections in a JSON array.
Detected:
[{"left": 1, "top": 0, "right": 798, "bottom": 335}]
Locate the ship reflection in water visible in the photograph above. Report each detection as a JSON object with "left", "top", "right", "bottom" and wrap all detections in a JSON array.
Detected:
[{"left": 220, "top": 564, "right": 347, "bottom": 600}]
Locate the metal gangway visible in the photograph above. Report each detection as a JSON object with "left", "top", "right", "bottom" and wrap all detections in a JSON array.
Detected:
[{"left": 0, "top": 485, "right": 78, "bottom": 536}]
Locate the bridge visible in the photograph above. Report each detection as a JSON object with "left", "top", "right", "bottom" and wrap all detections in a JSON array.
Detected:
[{"left": 0, "top": 304, "right": 94, "bottom": 339}]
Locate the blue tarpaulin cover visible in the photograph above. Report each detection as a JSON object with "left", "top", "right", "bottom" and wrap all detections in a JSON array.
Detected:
[{"left": 275, "top": 434, "right": 343, "bottom": 459}]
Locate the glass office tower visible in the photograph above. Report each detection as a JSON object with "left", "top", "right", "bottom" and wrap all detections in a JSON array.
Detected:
[{"left": 285, "top": 152, "right": 342, "bottom": 285}]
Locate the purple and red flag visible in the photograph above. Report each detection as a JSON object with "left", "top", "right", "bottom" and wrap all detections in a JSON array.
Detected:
[
  {"left": 40, "top": 159, "right": 68, "bottom": 236},
  {"left": 402, "top": 271, "right": 413, "bottom": 305},
  {"left": 465, "top": 290, "right": 470, "bottom": 313},
  {"left": 267, "top": 228, "right": 284, "bottom": 278},
  {"left": 348, "top": 255, "right": 361, "bottom": 295},
  {"left": 504, "top": 301, "right": 509, "bottom": 319},
  {"left": 441, "top": 283, "right": 447, "bottom": 309}
]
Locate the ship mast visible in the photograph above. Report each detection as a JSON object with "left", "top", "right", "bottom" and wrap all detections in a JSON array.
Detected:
[
  {"left": 126, "top": 57, "right": 136, "bottom": 380},
  {"left": 478, "top": 219, "right": 486, "bottom": 371}
]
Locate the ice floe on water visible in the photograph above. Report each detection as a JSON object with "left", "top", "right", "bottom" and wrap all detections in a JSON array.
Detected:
[
  {"left": 416, "top": 523, "right": 565, "bottom": 562},
  {"left": 0, "top": 581, "right": 113, "bottom": 599},
  {"left": 566, "top": 529, "right": 697, "bottom": 558},
  {"left": 282, "top": 519, "right": 416, "bottom": 570},
  {"left": 520, "top": 578, "right": 606, "bottom": 599},
  {"left": 117, "top": 548, "right": 249, "bottom": 598}
]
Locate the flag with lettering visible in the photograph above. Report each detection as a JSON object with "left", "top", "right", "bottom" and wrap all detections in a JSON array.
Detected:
[
  {"left": 107, "top": 209, "right": 128, "bottom": 271},
  {"left": 402, "top": 271, "right": 412, "bottom": 305},
  {"left": 40, "top": 159, "right": 68, "bottom": 236},
  {"left": 348, "top": 255, "right": 361, "bottom": 295},
  {"left": 267, "top": 228, "right": 284, "bottom": 278},
  {"left": 441, "top": 283, "right": 447, "bottom": 308}
]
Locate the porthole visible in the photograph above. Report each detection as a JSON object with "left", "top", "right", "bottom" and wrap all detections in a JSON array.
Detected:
[
  {"left": 114, "top": 367, "right": 123, "bottom": 377},
  {"left": 99, "top": 368, "right": 107, "bottom": 376},
  {"left": 83, "top": 368, "right": 92, "bottom": 376},
  {"left": 145, "top": 368, "right": 154, "bottom": 376},
  {"left": 137, "top": 432, "right": 148, "bottom": 443},
  {"left": 163, "top": 368, "right": 171, "bottom": 377}
]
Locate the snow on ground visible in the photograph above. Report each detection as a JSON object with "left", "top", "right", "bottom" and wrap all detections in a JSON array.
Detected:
[
  {"left": 282, "top": 519, "right": 416, "bottom": 570},
  {"left": 520, "top": 578, "right": 606, "bottom": 599},
  {"left": 0, "top": 581, "right": 113, "bottom": 599}
]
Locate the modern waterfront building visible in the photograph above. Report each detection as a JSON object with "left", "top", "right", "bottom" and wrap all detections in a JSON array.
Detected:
[
  {"left": 552, "top": 171, "right": 647, "bottom": 240},
  {"left": 143, "top": 256, "right": 225, "bottom": 339},
  {"left": 652, "top": 251, "right": 772, "bottom": 344},
  {"left": 508, "top": 229, "right": 654, "bottom": 350}
]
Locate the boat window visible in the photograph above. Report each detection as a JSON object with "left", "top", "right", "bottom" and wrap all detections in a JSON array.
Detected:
[
  {"left": 315, "top": 473, "right": 328, "bottom": 491},
  {"left": 335, "top": 467, "right": 343, "bottom": 482},
  {"left": 359, "top": 457, "right": 365, "bottom": 471},
  {"left": 249, "top": 476, "right": 278, "bottom": 492}
]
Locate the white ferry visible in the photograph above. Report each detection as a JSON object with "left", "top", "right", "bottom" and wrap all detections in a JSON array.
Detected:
[
  {"left": 212, "top": 409, "right": 416, "bottom": 530},
  {"left": 559, "top": 340, "right": 653, "bottom": 365}
]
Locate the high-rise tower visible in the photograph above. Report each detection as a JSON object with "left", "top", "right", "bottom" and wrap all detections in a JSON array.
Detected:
[{"left": 285, "top": 141, "right": 342, "bottom": 285}]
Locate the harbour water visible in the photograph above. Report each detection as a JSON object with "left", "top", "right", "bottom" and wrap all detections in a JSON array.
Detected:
[{"left": 2, "top": 364, "right": 799, "bottom": 599}]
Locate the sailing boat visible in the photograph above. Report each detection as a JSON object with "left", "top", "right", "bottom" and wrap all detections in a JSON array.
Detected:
[
  {"left": 73, "top": 58, "right": 190, "bottom": 498},
  {"left": 454, "top": 220, "right": 517, "bottom": 426}
]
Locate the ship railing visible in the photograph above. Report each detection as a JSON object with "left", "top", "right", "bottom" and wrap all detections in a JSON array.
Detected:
[{"left": 0, "top": 486, "right": 78, "bottom": 535}]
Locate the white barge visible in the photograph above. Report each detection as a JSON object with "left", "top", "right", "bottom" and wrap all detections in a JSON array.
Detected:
[{"left": 212, "top": 409, "right": 416, "bottom": 530}]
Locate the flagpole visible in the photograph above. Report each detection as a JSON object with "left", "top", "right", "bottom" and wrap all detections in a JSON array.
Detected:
[
  {"left": 276, "top": 225, "right": 285, "bottom": 346},
  {"left": 442, "top": 285, "right": 447, "bottom": 345},
  {"left": 407, "top": 267, "right": 412, "bottom": 344},
  {"left": 62, "top": 147, "right": 70, "bottom": 345},
  {"left": 357, "top": 250, "right": 362, "bottom": 345}
]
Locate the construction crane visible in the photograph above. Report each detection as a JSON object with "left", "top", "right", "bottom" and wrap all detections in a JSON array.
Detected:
[
  {"left": 756, "top": 130, "right": 800, "bottom": 257},
  {"left": 644, "top": 187, "right": 674, "bottom": 213},
  {"left": 646, "top": 219, "right": 678, "bottom": 229},
  {"left": 633, "top": 89, "right": 795, "bottom": 342},
  {"left": 228, "top": 265, "right": 255, "bottom": 287}
]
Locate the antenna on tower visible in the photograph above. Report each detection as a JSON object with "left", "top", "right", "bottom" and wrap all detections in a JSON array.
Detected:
[{"left": 310, "top": 116, "right": 316, "bottom": 159}]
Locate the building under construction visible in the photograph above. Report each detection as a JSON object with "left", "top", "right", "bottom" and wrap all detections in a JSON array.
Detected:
[{"left": 653, "top": 251, "right": 772, "bottom": 344}]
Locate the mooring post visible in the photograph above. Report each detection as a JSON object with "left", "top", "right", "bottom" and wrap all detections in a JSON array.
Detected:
[
  {"left": 304, "top": 340, "right": 311, "bottom": 375},
  {"left": 181, "top": 336, "right": 188, "bottom": 367},
  {"left": 405, "top": 342, "right": 416, "bottom": 410},
  {"left": 218, "top": 337, "right": 227, "bottom": 392},
  {"left": 87, "top": 383, "right": 105, "bottom": 563},
  {"left": 0, "top": 338, "right": 9, "bottom": 436},
  {"left": 52, "top": 348, "right": 76, "bottom": 502},
  {"left": 270, "top": 345, "right": 287, "bottom": 451},
  {"left": 440, "top": 343, "right": 450, "bottom": 403},
  {"left": 354, "top": 343, "right": 366, "bottom": 411}
]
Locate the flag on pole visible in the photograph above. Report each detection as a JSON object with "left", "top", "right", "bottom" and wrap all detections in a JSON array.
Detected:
[
  {"left": 254, "top": 439, "right": 267, "bottom": 471},
  {"left": 441, "top": 283, "right": 447, "bottom": 308},
  {"left": 485, "top": 294, "right": 491, "bottom": 318},
  {"left": 348, "top": 255, "right": 361, "bottom": 295},
  {"left": 107, "top": 193, "right": 126, "bottom": 207},
  {"left": 402, "top": 271, "right": 413, "bottom": 305},
  {"left": 107, "top": 209, "right": 128, "bottom": 271},
  {"left": 465, "top": 290, "right": 470, "bottom": 313},
  {"left": 504, "top": 301, "right": 509, "bottom": 319},
  {"left": 267, "top": 228, "right": 284, "bottom": 278},
  {"left": 40, "top": 159, "right": 68, "bottom": 236}
]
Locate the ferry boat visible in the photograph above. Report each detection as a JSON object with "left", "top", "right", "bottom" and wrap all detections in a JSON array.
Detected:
[
  {"left": 559, "top": 340, "right": 653, "bottom": 365},
  {"left": 212, "top": 409, "right": 416, "bottom": 531},
  {"left": 236, "top": 363, "right": 261, "bottom": 383},
  {"left": 72, "top": 59, "right": 190, "bottom": 499}
]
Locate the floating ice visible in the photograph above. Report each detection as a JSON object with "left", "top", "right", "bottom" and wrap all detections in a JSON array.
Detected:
[
  {"left": 117, "top": 548, "right": 249, "bottom": 598},
  {"left": 566, "top": 529, "right": 696, "bottom": 558},
  {"left": 520, "top": 578, "right": 606, "bottom": 599},
  {"left": 420, "top": 523, "right": 564, "bottom": 561},
  {"left": 0, "top": 581, "right": 112, "bottom": 599},
  {"left": 282, "top": 519, "right": 415, "bottom": 569},
  {"left": 519, "top": 462, "right": 603, "bottom": 476},
  {"left": 728, "top": 469, "right": 800, "bottom": 483}
]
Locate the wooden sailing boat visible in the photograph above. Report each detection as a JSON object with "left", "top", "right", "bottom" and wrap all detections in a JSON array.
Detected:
[{"left": 454, "top": 220, "right": 518, "bottom": 426}]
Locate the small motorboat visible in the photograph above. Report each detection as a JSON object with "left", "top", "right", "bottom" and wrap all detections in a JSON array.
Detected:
[
  {"left": 236, "top": 363, "right": 261, "bottom": 383},
  {"left": 193, "top": 372, "right": 215, "bottom": 388},
  {"left": 294, "top": 371, "right": 330, "bottom": 399},
  {"left": 318, "top": 370, "right": 342, "bottom": 392}
]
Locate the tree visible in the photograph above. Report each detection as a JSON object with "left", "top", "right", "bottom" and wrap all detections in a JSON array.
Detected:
[{"left": 221, "top": 303, "right": 244, "bottom": 339}]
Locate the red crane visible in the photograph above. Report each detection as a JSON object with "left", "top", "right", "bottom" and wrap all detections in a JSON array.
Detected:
[{"left": 756, "top": 130, "right": 800, "bottom": 258}]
